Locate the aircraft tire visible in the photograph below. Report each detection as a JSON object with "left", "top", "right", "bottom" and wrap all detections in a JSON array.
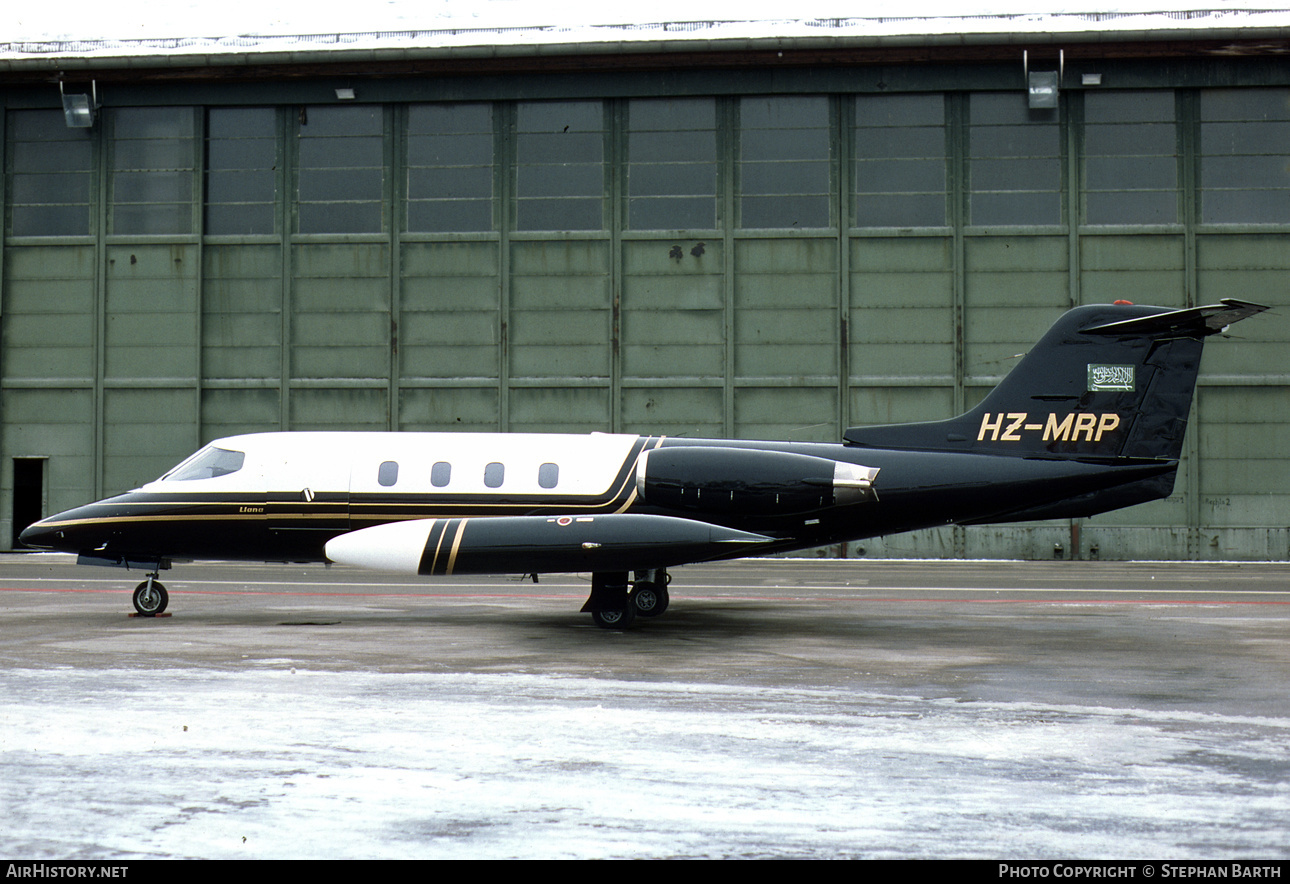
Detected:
[
  {"left": 590, "top": 605, "right": 636, "bottom": 630},
  {"left": 132, "top": 580, "right": 168, "bottom": 617},
  {"left": 632, "top": 582, "right": 670, "bottom": 618}
]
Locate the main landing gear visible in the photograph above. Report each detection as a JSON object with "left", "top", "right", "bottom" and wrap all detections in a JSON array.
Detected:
[
  {"left": 131, "top": 572, "right": 169, "bottom": 617},
  {"left": 581, "top": 569, "right": 671, "bottom": 630}
]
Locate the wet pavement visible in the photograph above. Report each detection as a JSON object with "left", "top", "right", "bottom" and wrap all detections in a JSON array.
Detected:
[{"left": 1, "top": 554, "right": 1287, "bottom": 858}]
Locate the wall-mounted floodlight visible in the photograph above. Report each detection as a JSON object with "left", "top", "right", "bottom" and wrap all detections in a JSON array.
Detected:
[
  {"left": 335, "top": 88, "right": 356, "bottom": 100},
  {"left": 1028, "top": 71, "right": 1059, "bottom": 109},
  {"left": 60, "top": 80, "right": 98, "bottom": 128},
  {"left": 1022, "top": 50, "right": 1064, "bottom": 110}
]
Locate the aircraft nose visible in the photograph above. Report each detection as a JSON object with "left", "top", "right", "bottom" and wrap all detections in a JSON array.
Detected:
[
  {"left": 18, "top": 518, "right": 64, "bottom": 550},
  {"left": 17, "top": 506, "right": 108, "bottom": 553}
]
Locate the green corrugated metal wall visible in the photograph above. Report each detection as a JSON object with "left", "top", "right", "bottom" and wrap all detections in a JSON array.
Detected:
[{"left": 1, "top": 70, "right": 1287, "bottom": 559}]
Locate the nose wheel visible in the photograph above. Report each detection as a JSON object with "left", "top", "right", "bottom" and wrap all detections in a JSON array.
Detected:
[{"left": 132, "top": 575, "right": 169, "bottom": 617}]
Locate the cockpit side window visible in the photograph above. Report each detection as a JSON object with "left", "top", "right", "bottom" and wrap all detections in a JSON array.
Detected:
[{"left": 162, "top": 446, "right": 246, "bottom": 481}]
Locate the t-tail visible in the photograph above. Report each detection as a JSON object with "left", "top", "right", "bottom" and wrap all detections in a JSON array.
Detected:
[{"left": 843, "top": 299, "right": 1268, "bottom": 461}]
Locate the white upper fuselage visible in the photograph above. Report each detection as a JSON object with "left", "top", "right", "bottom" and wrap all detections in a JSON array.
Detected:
[{"left": 145, "top": 431, "right": 648, "bottom": 499}]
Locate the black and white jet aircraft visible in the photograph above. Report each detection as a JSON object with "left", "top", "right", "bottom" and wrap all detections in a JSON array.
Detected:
[{"left": 20, "top": 298, "right": 1267, "bottom": 628}]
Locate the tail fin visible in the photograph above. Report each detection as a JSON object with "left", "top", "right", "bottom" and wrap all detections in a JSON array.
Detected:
[{"left": 844, "top": 299, "right": 1267, "bottom": 460}]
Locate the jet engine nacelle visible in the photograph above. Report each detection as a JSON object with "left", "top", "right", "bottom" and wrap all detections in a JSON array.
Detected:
[{"left": 635, "top": 446, "right": 879, "bottom": 516}]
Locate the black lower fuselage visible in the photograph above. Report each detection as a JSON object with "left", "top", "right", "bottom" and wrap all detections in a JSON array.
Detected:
[{"left": 21, "top": 435, "right": 1176, "bottom": 572}]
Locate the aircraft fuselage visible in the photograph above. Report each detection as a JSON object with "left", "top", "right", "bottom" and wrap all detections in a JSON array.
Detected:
[{"left": 22, "top": 430, "right": 1175, "bottom": 574}]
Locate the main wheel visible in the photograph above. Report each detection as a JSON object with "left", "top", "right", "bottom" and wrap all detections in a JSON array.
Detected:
[
  {"left": 132, "top": 579, "right": 168, "bottom": 616},
  {"left": 632, "top": 582, "right": 670, "bottom": 618},
  {"left": 591, "top": 605, "right": 636, "bottom": 630}
]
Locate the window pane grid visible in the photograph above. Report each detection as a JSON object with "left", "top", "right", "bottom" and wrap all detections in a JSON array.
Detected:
[
  {"left": 23, "top": 91, "right": 1290, "bottom": 242},
  {"left": 1200, "top": 88, "right": 1290, "bottom": 225},
  {"left": 7, "top": 109, "right": 93, "bottom": 236},
  {"left": 739, "top": 96, "right": 832, "bottom": 229},
  {"left": 206, "top": 108, "right": 277, "bottom": 236},
  {"left": 855, "top": 94, "right": 947, "bottom": 228},
  {"left": 296, "top": 106, "right": 386, "bottom": 234},
  {"left": 516, "top": 101, "right": 604, "bottom": 232},
  {"left": 969, "top": 95, "right": 1062, "bottom": 227},
  {"left": 111, "top": 107, "right": 195, "bottom": 235},
  {"left": 1083, "top": 92, "right": 1178, "bottom": 226},
  {"left": 627, "top": 98, "right": 718, "bottom": 231},
  {"left": 406, "top": 103, "right": 494, "bottom": 233}
]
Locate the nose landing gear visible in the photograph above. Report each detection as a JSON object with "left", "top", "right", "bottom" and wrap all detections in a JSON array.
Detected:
[{"left": 131, "top": 573, "right": 169, "bottom": 617}]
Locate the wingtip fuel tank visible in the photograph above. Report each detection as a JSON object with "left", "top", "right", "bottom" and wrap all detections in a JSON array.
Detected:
[{"left": 324, "top": 512, "right": 772, "bottom": 576}]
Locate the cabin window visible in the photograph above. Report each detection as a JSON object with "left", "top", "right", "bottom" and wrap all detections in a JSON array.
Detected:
[
  {"left": 538, "top": 463, "right": 559, "bottom": 489},
  {"left": 378, "top": 461, "right": 399, "bottom": 487},
  {"left": 431, "top": 462, "right": 451, "bottom": 487},
  {"left": 163, "top": 446, "right": 245, "bottom": 481},
  {"left": 484, "top": 462, "right": 505, "bottom": 488}
]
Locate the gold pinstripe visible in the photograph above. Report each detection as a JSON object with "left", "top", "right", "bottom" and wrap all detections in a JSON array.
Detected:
[
  {"left": 612, "top": 487, "right": 638, "bottom": 514},
  {"left": 426, "top": 519, "right": 448, "bottom": 575},
  {"left": 446, "top": 519, "right": 468, "bottom": 575}
]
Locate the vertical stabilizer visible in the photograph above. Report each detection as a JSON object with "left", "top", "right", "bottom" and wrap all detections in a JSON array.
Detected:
[{"left": 843, "top": 299, "right": 1267, "bottom": 460}]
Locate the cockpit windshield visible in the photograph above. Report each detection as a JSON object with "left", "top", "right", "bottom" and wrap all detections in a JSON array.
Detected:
[{"left": 161, "top": 446, "right": 246, "bottom": 482}]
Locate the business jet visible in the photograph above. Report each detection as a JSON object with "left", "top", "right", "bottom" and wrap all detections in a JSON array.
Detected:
[{"left": 19, "top": 298, "right": 1267, "bottom": 628}]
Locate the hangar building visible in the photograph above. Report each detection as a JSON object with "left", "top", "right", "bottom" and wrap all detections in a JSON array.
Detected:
[{"left": 1, "top": 5, "right": 1287, "bottom": 559}]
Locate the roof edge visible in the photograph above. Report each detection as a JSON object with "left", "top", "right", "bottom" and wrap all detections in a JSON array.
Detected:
[{"left": 4, "top": 12, "right": 1290, "bottom": 72}]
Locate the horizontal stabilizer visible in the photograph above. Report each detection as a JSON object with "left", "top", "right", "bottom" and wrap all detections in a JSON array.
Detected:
[{"left": 1080, "top": 298, "right": 1268, "bottom": 338}]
